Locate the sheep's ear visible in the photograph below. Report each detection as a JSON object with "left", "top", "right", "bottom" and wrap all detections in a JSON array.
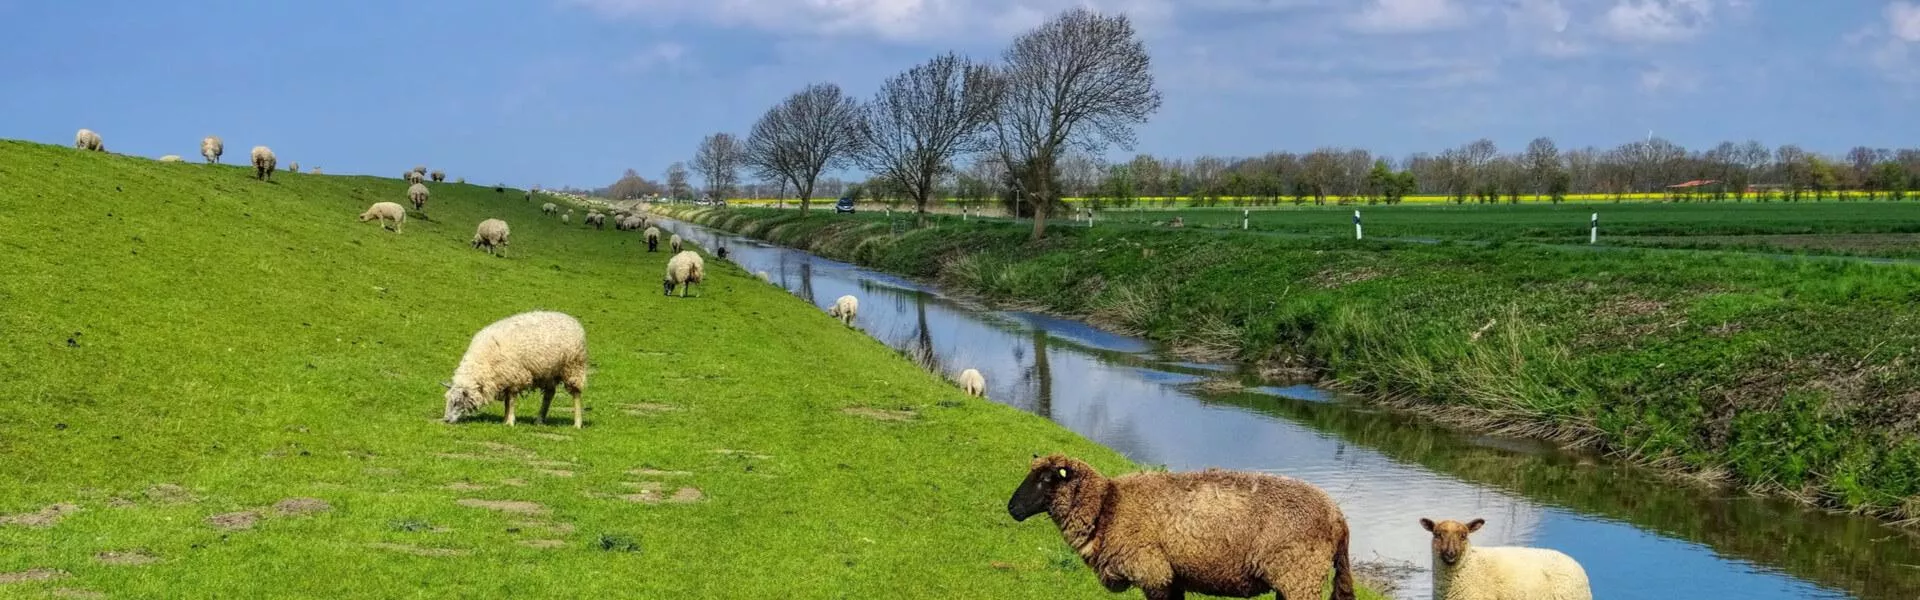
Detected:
[
  {"left": 1419, "top": 518, "right": 1436, "bottom": 532},
  {"left": 1466, "top": 518, "right": 1485, "bottom": 532}
]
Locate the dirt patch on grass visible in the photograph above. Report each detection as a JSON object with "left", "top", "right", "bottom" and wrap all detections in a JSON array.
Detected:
[
  {"left": 433, "top": 453, "right": 492, "bottom": 461},
  {"left": 1309, "top": 265, "right": 1388, "bottom": 289},
  {"left": 500, "top": 478, "right": 529, "bottom": 487},
  {"left": 51, "top": 589, "right": 104, "bottom": 599},
  {"left": 455, "top": 499, "right": 549, "bottom": 515},
  {"left": 621, "top": 486, "right": 705, "bottom": 504},
  {"left": 1, "top": 502, "right": 80, "bottom": 528},
  {"left": 94, "top": 550, "right": 160, "bottom": 566},
  {"left": 368, "top": 542, "right": 471, "bottom": 557},
  {"left": 628, "top": 468, "right": 692, "bottom": 477},
  {"left": 527, "top": 432, "right": 573, "bottom": 441},
  {"left": 518, "top": 539, "right": 567, "bottom": 549},
  {"left": 272, "top": 497, "right": 332, "bottom": 516},
  {"left": 527, "top": 460, "right": 575, "bottom": 468},
  {"left": 536, "top": 469, "right": 575, "bottom": 478},
  {"left": 618, "top": 491, "right": 662, "bottom": 503},
  {"left": 207, "top": 511, "right": 259, "bottom": 531},
  {"left": 510, "top": 521, "right": 576, "bottom": 535},
  {"left": 144, "top": 484, "right": 195, "bottom": 505},
  {"left": 842, "top": 407, "right": 916, "bottom": 422},
  {"left": 463, "top": 441, "right": 537, "bottom": 458},
  {"left": 669, "top": 487, "right": 705, "bottom": 503},
  {"left": 712, "top": 448, "right": 772, "bottom": 459},
  {"left": 0, "top": 568, "right": 69, "bottom": 584},
  {"left": 620, "top": 481, "right": 664, "bottom": 492},
  {"left": 444, "top": 482, "right": 492, "bottom": 491},
  {"left": 620, "top": 402, "right": 683, "bottom": 416}
]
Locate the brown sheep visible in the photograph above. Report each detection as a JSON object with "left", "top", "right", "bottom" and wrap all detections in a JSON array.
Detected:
[{"left": 1008, "top": 454, "right": 1355, "bottom": 600}]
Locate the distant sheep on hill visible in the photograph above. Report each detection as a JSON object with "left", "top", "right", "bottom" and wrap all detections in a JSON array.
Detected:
[
  {"left": 159, "top": 155, "right": 182, "bottom": 162},
  {"left": 251, "top": 146, "right": 277, "bottom": 180},
  {"left": 74, "top": 129, "right": 103, "bottom": 152},
  {"left": 663, "top": 251, "right": 705, "bottom": 297},
  {"left": 472, "top": 218, "right": 510, "bottom": 256},
  {"left": 405, "top": 171, "right": 424, "bottom": 184},
  {"left": 644, "top": 227, "right": 661, "bottom": 252},
  {"left": 442, "top": 311, "right": 588, "bottom": 428},
  {"left": 201, "top": 135, "right": 223, "bottom": 163},
  {"left": 289, "top": 161, "right": 301, "bottom": 173},
  {"left": 310, "top": 166, "right": 322, "bottom": 175},
  {"left": 431, "top": 170, "right": 446, "bottom": 183},
  {"left": 408, "top": 183, "right": 431, "bottom": 212},
  {"left": 413, "top": 165, "right": 428, "bottom": 176},
  {"left": 827, "top": 295, "right": 858, "bottom": 328},
  {"left": 668, "top": 234, "right": 683, "bottom": 253},
  {"left": 541, "top": 203, "right": 558, "bottom": 215},
  {"left": 958, "top": 368, "right": 986, "bottom": 397},
  {"left": 359, "top": 201, "right": 406, "bottom": 233},
  {"left": 755, "top": 271, "right": 771, "bottom": 283},
  {"left": 585, "top": 212, "right": 605, "bottom": 229}
]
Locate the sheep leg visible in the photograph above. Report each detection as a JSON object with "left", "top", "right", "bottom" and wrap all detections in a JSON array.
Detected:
[
  {"left": 538, "top": 386, "right": 555, "bottom": 425},
  {"left": 504, "top": 394, "right": 516, "bottom": 426},
  {"left": 565, "top": 381, "right": 584, "bottom": 429}
]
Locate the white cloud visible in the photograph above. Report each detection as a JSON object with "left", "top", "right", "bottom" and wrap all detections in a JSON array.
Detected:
[
  {"left": 1891, "top": 1, "right": 1920, "bottom": 42},
  {"left": 1599, "top": 0, "right": 1719, "bottom": 42},
  {"left": 561, "top": 0, "right": 1175, "bottom": 43},
  {"left": 1846, "top": 2, "right": 1920, "bottom": 84},
  {"left": 1349, "top": 0, "right": 1469, "bottom": 34}
]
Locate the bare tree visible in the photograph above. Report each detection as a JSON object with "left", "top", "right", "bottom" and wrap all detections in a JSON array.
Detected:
[
  {"left": 691, "top": 133, "right": 744, "bottom": 202},
  {"left": 990, "top": 7, "right": 1161, "bottom": 240},
  {"left": 743, "top": 83, "right": 862, "bottom": 214},
  {"left": 665, "top": 162, "right": 691, "bottom": 201},
  {"left": 1523, "top": 137, "right": 1560, "bottom": 198},
  {"left": 853, "top": 53, "right": 1004, "bottom": 226}
]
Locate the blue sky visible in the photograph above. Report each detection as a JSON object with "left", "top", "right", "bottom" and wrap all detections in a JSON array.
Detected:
[{"left": 2, "top": 0, "right": 1916, "bottom": 189}]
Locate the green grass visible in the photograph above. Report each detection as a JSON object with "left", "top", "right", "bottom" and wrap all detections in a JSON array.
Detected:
[
  {"left": 0, "top": 141, "right": 1393, "bottom": 598},
  {"left": 664, "top": 205, "right": 1920, "bottom": 523}
]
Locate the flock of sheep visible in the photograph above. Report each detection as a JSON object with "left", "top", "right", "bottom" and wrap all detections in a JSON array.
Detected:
[
  {"left": 76, "top": 128, "right": 322, "bottom": 178},
  {"left": 66, "top": 128, "right": 1591, "bottom": 600}
]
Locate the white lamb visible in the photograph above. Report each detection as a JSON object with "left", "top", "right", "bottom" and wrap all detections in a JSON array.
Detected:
[
  {"left": 1420, "top": 518, "right": 1591, "bottom": 600},
  {"left": 201, "top": 135, "right": 223, "bottom": 163},
  {"left": 958, "top": 368, "right": 986, "bottom": 397},
  {"left": 250, "top": 146, "right": 277, "bottom": 180},
  {"left": 663, "top": 250, "right": 704, "bottom": 297},
  {"left": 826, "top": 295, "right": 858, "bottom": 328},
  {"left": 358, "top": 201, "right": 406, "bottom": 233},
  {"left": 442, "top": 311, "right": 588, "bottom": 428}
]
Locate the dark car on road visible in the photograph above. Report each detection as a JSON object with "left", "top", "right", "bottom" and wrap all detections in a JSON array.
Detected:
[{"left": 835, "top": 196, "right": 855, "bottom": 214}]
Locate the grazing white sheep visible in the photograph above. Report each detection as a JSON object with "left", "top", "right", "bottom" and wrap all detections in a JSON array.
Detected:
[
  {"left": 663, "top": 250, "right": 705, "bottom": 297},
  {"left": 413, "top": 165, "right": 428, "bottom": 176},
  {"left": 159, "top": 155, "right": 183, "bottom": 162},
  {"left": 561, "top": 210, "right": 572, "bottom": 225},
  {"left": 289, "top": 161, "right": 301, "bottom": 173},
  {"left": 826, "top": 295, "right": 858, "bottom": 327},
  {"left": 584, "top": 211, "right": 606, "bottom": 229},
  {"left": 643, "top": 226, "right": 661, "bottom": 251},
  {"left": 472, "top": 218, "right": 510, "bottom": 256},
  {"left": 1421, "top": 518, "right": 1592, "bottom": 600},
  {"left": 201, "top": 135, "right": 223, "bottom": 163},
  {"left": 310, "top": 166, "right": 322, "bottom": 175},
  {"left": 74, "top": 129, "right": 103, "bottom": 151},
  {"left": 754, "top": 271, "right": 772, "bottom": 283},
  {"left": 958, "top": 368, "right": 986, "bottom": 397},
  {"left": 250, "top": 146, "right": 277, "bottom": 180},
  {"left": 358, "top": 201, "right": 406, "bottom": 233},
  {"left": 405, "top": 171, "right": 424, "bottom": 184},
  {"left": 430, "top": 169, "right": 445, "bottom": 183},
  {"left": 541, "top": 202, "right": 558, "bottom": 215},
  {"left": 408, "top": 183, "right": 430, "bottom": 212},
  {"left": 442, "top": 311, "right": 588, "bottom": 428},
  {"left": 668, "top": 234, "right": 683, "bottom": 253}
]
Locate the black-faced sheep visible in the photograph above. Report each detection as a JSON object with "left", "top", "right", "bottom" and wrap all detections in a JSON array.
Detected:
[
  {"left": 472, "top": 218, "right": 510, "bottom": 256},
  {"left": 669, "top": 234, "right": 683, "bottom": 254},
  {"left": 715, "top": 245, "right": 729, "bottom": 260},
  {"left": 541, "top": 202, "right": 558, "bottom": 215},
  {"left": 643, "top": 227, "right": 660, "bottom": 252},
  {"left": 201, "top": 135, "right": 223, "bottom": 164},
  {"left": 408, "top": 183, "right": 430, "bottom": 213},
  {"left": 1420, "top": 518, "right": 1592, "bottom": 600},
  {"left": 1008, "top": 454, "right": 1355, "bottom": 600},
  {"left": 289, "top": 161, "right": 301, "bottom": 174},
  {"left": 430, "top": 170, "right": 446, "bottom": 183},
  {"left": 405, "top": 171, "right": 424, "bottom": 184},
  {"left": 958, "top": 368, "right": 985, "bottom": 397},
  {"left": 442, "top": 311, "right": 587, "bottom": 428},
  {"left": 826, "top": 295, "right": 858, "bottom": 327},
  {"left": 412, "top": 165, "right": 428, "bottom": 177},
  {"left": 663, "top": 250, "right": 704, "bottom": 297},
  {"left": 74, "top": 129, "right": 103, "bottom": 152},
  {"left": 359, "top": 201, "right": 406, "bottom": 233},
  {"left": 251, "top": 146, "right": 277, "bottom": 180},
  {"left": 585, "top": 212, "right": 605, "bottom": 230}
]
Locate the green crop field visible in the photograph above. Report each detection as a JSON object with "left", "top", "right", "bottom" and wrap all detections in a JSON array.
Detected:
[{"left": 1, "top": 141, "right": 1394, "bottom": 599}]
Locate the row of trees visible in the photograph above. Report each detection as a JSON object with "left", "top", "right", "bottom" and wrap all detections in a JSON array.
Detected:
[{"left": 674, "top": 7, "right": 1159, "bottom": 239}]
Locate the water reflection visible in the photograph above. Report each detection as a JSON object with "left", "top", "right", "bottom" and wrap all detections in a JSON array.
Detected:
[{"left": 662, "top": 219, "right": 1916, "bottom": 600}]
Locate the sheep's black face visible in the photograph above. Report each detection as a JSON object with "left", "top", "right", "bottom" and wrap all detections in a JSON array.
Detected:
[
  {"left": 663, "top": 278, "right": 677, "bottom": 296},
  {"left": 1007, "top": 465, "right": 1069, "bottom": 521}
]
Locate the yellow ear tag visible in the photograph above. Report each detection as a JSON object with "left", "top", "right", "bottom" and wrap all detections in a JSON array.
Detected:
[{"left": 1057, "top": 468, "right": 1068, "bottom": 478}]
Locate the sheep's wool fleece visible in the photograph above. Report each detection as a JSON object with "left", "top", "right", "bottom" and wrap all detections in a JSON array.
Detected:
[
  {"left": 666, "top": 251, "right": 704, "bottom": 284},
  {"left": 452, "top": 312, "right": 588, "bottom": 396},
  {"left": 1434, "top": 546, "right": 1591, "bottom": 600}
]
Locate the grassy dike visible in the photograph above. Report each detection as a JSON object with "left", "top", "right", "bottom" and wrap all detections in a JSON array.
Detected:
[
  {"left": 659, "top": 206, "right": 1920, "bottom": 522},
  {"left": 0, "top": 140, "right": 1396, "bottom": 598}
]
